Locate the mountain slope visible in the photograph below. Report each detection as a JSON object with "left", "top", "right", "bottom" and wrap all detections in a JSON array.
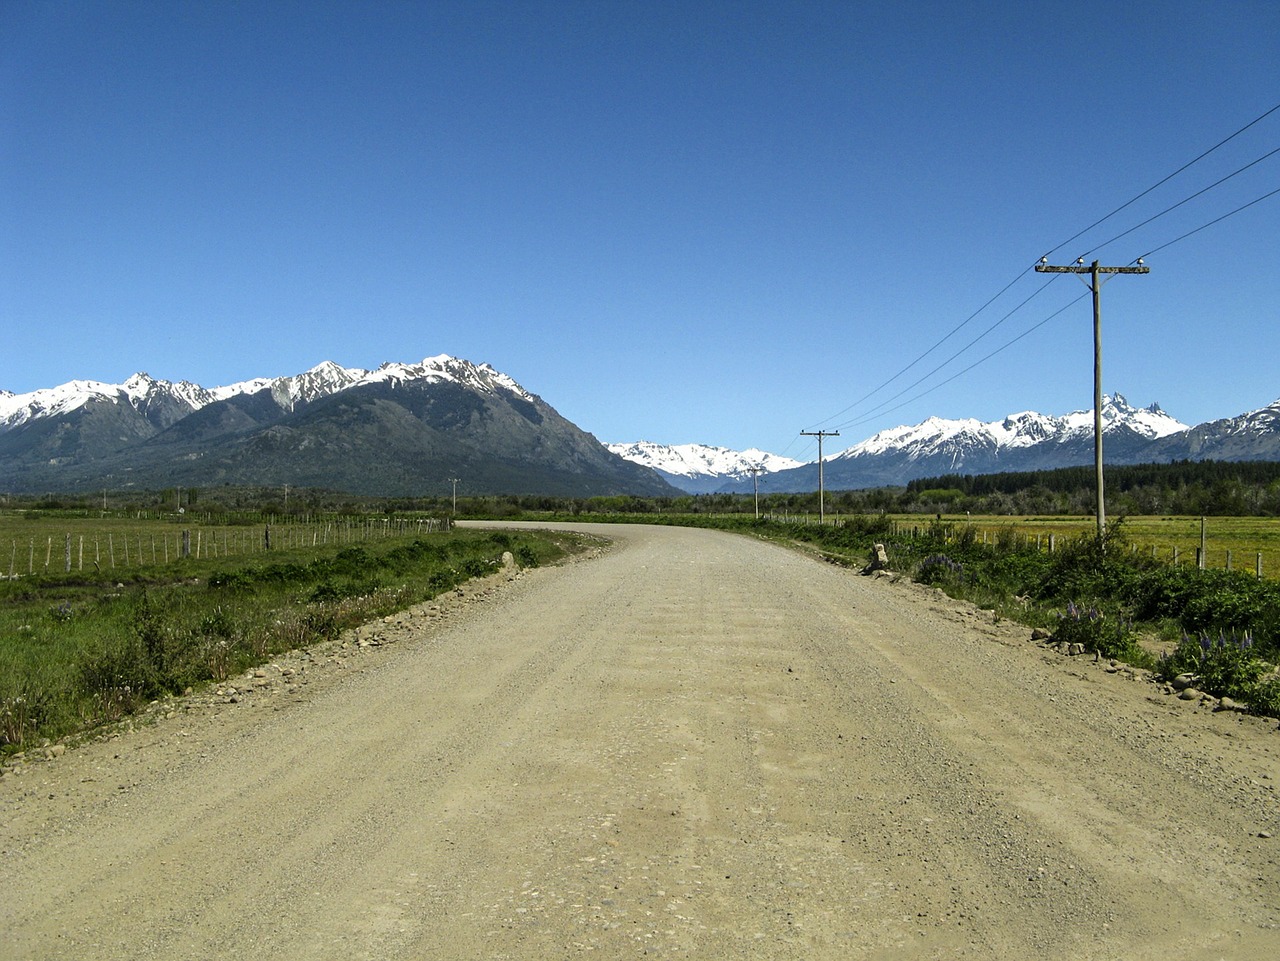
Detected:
[
  {"left": 0, "top": 357, "right": 676, "bottom": 497},
  {"left": 1146, "top": 398, "right": 1280, "bottom": 462}
]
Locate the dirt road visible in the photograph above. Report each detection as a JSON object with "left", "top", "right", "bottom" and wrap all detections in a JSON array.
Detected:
[{"left": 2, "top": 522, "right": 1278, "bottom": 959}]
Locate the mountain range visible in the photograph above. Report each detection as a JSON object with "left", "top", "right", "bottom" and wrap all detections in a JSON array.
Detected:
[
  {"left": 611, "top": 394, "right": 1280, "bottom": 494},
  {"left": 4, "top": 358, "right": 1280, "bottom": 498},
  {"left": 0, "top": 357, "right": 676, "bottom": 497},
  {"left": 604, "top": 442, "right": 803, "bottom": 494}
]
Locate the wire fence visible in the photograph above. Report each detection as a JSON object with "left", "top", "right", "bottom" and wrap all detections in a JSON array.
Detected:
[{"left": 5, "top": 515, "right": 452, "bottom": 577}]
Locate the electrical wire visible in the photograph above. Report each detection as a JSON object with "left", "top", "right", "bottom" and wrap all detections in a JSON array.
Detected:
[
  {"left": 804, "top": 267, "right": 1030, "bottom": 431},
  {"left": 804, "top": 100, "right": 1280, "bottom": 436},
  {"left": 1079, "top": 145, "right": 1280, "bottom": 262},
  {"left": 828, "top": 275, "right": 1062, "bottom": 432},
  {"left": 822, "top": 178, "right": 1280, "bottom": 438},
  {"left": 780, "top": 101, "right": 1280, "bottom": 457},
  {"left": 1039, "top": 99, "right": 1280, "bottom": 262},
  {"left": 836, "top": 291, "right": 1091, "bottom": 433},
  {"left": 1136, "top": 183, "right": 1280, "bottom": 261}
]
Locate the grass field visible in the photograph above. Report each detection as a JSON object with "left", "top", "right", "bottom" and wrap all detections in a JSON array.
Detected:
[
  {"left": 922, "top": 514, "right": 1280, "bottom": 580},
  {"left": 0, "top": 510, "right": 448, "bottom": 577}
]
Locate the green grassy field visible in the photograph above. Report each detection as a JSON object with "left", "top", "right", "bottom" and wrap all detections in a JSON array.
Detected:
[
  {"left": 0, "top": 510, "right": 449, "bottom": 577},
  {"left": 923, "top": 514, "right": 1280, "bottom": 580}
]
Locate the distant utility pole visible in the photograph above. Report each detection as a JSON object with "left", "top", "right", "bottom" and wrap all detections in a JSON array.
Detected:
[
  {"left": 799, "top": 430, "right": 839, "bottom": 524},
  {"left": 1035, "top": 257, "right": 1149, "bottom": 542},
  {"left": 448, "top": 477, "right": 461, "bottom": 515},
  {"left": 746, "top": 465, "right": 765, "bottom": 519}
]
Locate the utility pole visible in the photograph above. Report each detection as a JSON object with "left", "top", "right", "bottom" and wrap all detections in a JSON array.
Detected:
[
  {"left": 1035, "top": 257, "right": 1149, "bottom": 542},
  {"left": 799, "top": 430, "right": 839, "bottom": 524},
  {"left": 448, "top": 477, "right": 461, "bottom": 515},
  {"left": 746, "top": 465, "right": 764, "bottom": 519}
]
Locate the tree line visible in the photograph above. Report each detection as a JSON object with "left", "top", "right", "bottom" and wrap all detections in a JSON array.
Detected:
[{"left": 7, "top": 459, "right": 1280, "bottom": 519}]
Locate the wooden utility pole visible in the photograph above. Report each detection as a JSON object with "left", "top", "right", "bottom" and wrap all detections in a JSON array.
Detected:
[
  {"left": 1035, "top": 258, "right": 1149, "bottom": 542},
  {"left": 746, "top": 465, "right": 764, "bottom": 519},
  {"left": 800, "top": 430, "right": 840, "bottom": 524},
  {"left": 448, "top": 477, "right": 461, "bottom": 515}
]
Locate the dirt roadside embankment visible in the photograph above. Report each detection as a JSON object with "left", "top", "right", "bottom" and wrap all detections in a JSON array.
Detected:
[{"left": 2, "top": 522, "right": 1278, "bottom": 960}]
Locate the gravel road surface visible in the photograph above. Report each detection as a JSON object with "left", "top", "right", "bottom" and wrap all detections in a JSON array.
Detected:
[{"left": 2, "top": 522, "right": 1278, "bottom": 959}]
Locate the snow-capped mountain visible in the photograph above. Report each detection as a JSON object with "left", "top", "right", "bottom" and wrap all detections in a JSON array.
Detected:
[
  {"left": 1148, "top": 396, "right": 1280, "bottom": 462},
  {"left": 0, "top": 356, "right": 675, "bottom": 497},
  {"left": 607, "top": 441, "right": 803, "bottom": 494},
  {"left": 839, "top": 394, "right": 1186, "bottom": 464},
  {"left": 0, "top": 372, "right": 212, "bottom": 432},
  {"left": 0, "top": 355, "right": 532, "bottom": 432},
  {"left": 735, "top": 395, "right": 1197, "bottom": 493}
]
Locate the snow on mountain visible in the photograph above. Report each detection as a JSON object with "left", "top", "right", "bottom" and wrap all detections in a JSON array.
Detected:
[
  {"left": 836, "top": 394, "right": 1186, "bottom": 464},
  {"left": 359, "top": 355, "right": 535, "bottom": 401},
  {"left": 205, "top": 360, "right": 366, "bottom": 411},
  {"left": 0, "top": 373, "right": 210, "bottom": 430},
  {"left": 1207, "top": 396, "right": 1280, "bottom": 438},
  {"left": 0, "top": 355, "right": 531, "bottom": 431},
  {"left": 608, "top": 441, "right": 803, "bottom": 493}
]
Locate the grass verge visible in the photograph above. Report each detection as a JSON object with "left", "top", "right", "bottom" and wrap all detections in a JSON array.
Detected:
[{"left": 0, "top": 528, "right": 572, "bottom": 751}]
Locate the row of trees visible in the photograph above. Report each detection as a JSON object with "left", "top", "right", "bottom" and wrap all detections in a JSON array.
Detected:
[
  {"left": 8, "top": 460, "right": 1280, "bottom": 520},
  {"left": 904, "top": 461, "right": 1280, "bottom": 517}
]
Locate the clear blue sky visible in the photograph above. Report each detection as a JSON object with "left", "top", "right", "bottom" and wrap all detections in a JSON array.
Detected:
[{"left": 3, "top": 1, "right": 1278, "bottom": 461}]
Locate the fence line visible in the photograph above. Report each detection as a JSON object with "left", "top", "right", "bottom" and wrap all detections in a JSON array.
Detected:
[
  {"left": 878, "top": 518, "right": 1271, "bottom": 581},
  {"left": 5, "top": 516, "right": 453, "bottom": 576}
]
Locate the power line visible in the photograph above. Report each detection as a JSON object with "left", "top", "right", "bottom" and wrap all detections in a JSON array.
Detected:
[
  {"left": 835, "top": 292, "right": 1090, "bottom": 432},
  {"left": 1079, "top": 145, "right": 1280, "bottom": 262},
  {"left": 1039, "top": 99, "right": 1280, "bottom": 262},
  {"left": 806, "top": 267, "right": 1030, "bottom": 430},
  {"left": 827, "top": 275, "right": 1062, "bottom": 432},
  {"left": 820, "top": 170, "right": 1274, "bottom": 431},
  {"left": 1136, "top": 183, "right": 1280, "bottom": 261},
  {"left": 806, "top": 102, "right": 1280, "bottom": 437},
  {"left": 778, "top": 102, "right": 1280, "bottom": 458}
]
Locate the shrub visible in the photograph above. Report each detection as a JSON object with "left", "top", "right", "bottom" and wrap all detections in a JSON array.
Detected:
[
  {"left": 1159, "top": 630, "right": 1280, "bottom": 716},
  {"left": 1054, "top": 601, "right": 1151, "bottom": 666},
  {"left": 460, "top": 557, "right": 497, "bottom": 579},
  {"left": 0, "top": 680, "right": 52, "bottom": 747},
  {"left": 916, "top": 554, "right": 963, "bottom": 586},
  {"left": 77, "top": 637, "right": 157, "bottom": 723}
]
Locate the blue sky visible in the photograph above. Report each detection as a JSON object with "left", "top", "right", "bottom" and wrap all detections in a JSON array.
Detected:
[{"left": 3, "top": 1, "right": 1278, "bottom": 461}]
